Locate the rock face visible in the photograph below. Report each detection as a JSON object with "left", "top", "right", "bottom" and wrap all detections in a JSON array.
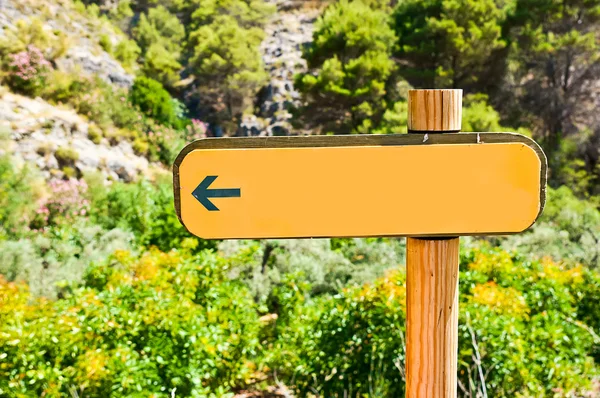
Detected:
[
  {"left": 0, "top": 0, "right": 133, "bottom": 88},
  {"left": 239, "top": 1, "right": 318, "bottom": 136},
  {"left": 0, "top": 90, "right": 149, "bottom": 182}
]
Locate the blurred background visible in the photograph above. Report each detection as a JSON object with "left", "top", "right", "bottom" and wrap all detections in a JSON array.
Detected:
[{"left": 0, "top": 0, "right": 600, "bottom": 396}]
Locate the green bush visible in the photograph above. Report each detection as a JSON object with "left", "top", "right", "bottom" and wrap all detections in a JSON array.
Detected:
[
  {"left": 392, "top": 0, "right": 509, "bottom": 88},
  {"left": 219, "top": 237, "right": 405, "bottom": 303},
  {"left": 141, "top": 42, "right": 182, "bottom": 87},
  {"left": 85, "top": 174, "right": 216, "bottom": 253},
  {"left": 5, "top": 45, "right": 52, "bottom": 97},
  {"left": 113, "top": 38, "right": 141, "bottom": 68},
  {"left": 0, "top": 249, "right": 262, "bottom": 396},
  {"left": 133, "top": 5, "right": 185, "bottom": 55},
  {"left": 0, "top": 17, "right": 70, "bottom": 62},
  {"left": 502, "top": 186, "right": 600, "bottom": 268},
  {"left": 54, "top": 147, "right": 79, "bottom": 167},
  {"left": 129, "top": 76, "right": 178, "bottom": 126},
  {"left": 0, "top": 156, "right": 43, "bottom": 239},
  {"left": 0, "top": 223, "right": 133, "bottom": 298},
  {"left": 281, "top": 244, "right": 600, "bottom": 397},
  {"left": 87, "top": 123, "right": 103, "bottom": 144},
  {"left": 132, "top": 137, "right": 149, "bottom": 155},
  {"left": 98, "top": 33, "right": 112, "bottom": 53}
]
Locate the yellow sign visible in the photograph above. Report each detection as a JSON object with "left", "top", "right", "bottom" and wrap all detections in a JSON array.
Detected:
[{"left": 173, "top": 133, "right": 546, "bottom": 239}]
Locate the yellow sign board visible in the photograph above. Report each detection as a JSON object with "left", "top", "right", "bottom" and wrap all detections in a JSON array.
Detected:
[{"left": 173, "top": 133, "right": 546, "bottom": 239}]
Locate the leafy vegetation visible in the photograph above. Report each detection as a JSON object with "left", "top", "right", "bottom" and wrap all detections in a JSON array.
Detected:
[
  {"left": 295, "top": 0, "right": 397, "bottom": 134},
  {"left": 1, "top": 0, "right": 600, "bottom": 396}
]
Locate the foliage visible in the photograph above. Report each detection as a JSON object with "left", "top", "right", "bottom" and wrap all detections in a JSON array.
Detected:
[
  {"left": 0, "top": 224, "right": 133, "bottom": 299},
  {"left": 219, "top": 238, "right": 405, "bottom": 303},
  {"left": 87, "top": 123, "right": 103, "bottom": 144},
  {"left": 281, "top": 245, "right": 600, "bottom": 397},
  {"left": 461, "top": 93, "right": 532, "bottom": 135},
  {"left": 290, "top": 270, "right": 407, "bottom": 397},
  {"left": 41, "top": 72, "right": 184, "bottom": 165},
  {"left": 141, "top": 43, "right": 182, "bottom": 87},
  {"left": 133, "top": 5, "right": 185, "bottom": 86},
  {"left": 189, "top": 14, "right": 267, "bottom": 130},
  {"left": 54, "top": 147, "right": 80, "bottom": 167},
  {"left": 189, "top": 0, "right": 275, "bottom": 29},
  {"left": 296, "top": 0, "right": 397, "bottom": 134},
  {"left": 504, "top": 0, "right": 600, "bottom": 153},
  {"left": 133, "top": 6, "right": 185, "bottom": 55},
  {"left": 113, "top": 37, "right": 141, "bottom": 69},
  {"left": 0, "top": 156, "right": 43, "bottom": 239},
  {"left": 30, "top": 179, "right": 89, "bottom": 231},
  {"left": 0, "top": 249, "right": 262, "bottom": 396},
  {"left": 6, "top": 45, "right": 52, "bottom": 97},
  {"left": 392, "top": 0, "right": 510, "bottom": 89},
  {"left": 0, "top": 17, "right": 70, "bottom": 62},
  {"left": 129, "top": 77, "right": 179, "bottom": 127},
  {"left": 502, "top": 186, "right": 600, "bottom": 268},
  {"left": 85, "top": 174, "right": 217, "bottom": 253},
  {"left": 457, "top": 245, "right": 599, "bottom": 396}
]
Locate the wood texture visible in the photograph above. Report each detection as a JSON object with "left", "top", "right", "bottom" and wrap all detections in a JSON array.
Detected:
[
  {"left": 408, "top": 89, "right": 462, "bottom": 131},
  {"left": 406, "top": 237, "right": 460, "bottom": 397}
]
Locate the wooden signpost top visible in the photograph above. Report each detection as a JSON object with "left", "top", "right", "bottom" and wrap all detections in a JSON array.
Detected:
[{"left": 173, "top": 133, "right": 546, "bottom": 240}]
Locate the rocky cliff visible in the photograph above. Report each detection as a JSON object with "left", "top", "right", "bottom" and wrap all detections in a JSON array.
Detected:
[
  {"left": 0, "top": 0, "right": 133, "bottom": 87},
  {"left": 0, "top": 89, "right": 150, "bottom": 182}
]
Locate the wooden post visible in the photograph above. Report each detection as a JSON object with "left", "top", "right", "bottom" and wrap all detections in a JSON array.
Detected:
[{"left": 406, "top": 89, "right": 462, "bottom": 398}]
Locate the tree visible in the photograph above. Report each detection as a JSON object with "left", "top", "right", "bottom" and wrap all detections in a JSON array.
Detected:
[
  {"left": 189, "top": 0, "right": 275, "bottom": 29},
  {"left": 133, "top": 5, "right": 185, "bottom": 54},
  {"left": 141, "top": 43, "right": 182, "bottom": 87},
  {"left": 501, "top": 0, "right": 600, "bottom": 193},
  {"left": 133, "top": 5, "right": 185, "bottom": 86},
  {"left": 188, "top": 15, "right": 267, "bottom": 131},
  {"left": 393, "top": 0, "right": 510, "bottom": 89},
  {"left": 295, "top": 0, "right": 397, "bottom": 134}
]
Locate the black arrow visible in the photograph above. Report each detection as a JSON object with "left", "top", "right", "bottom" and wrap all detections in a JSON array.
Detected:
[{"left": 192, "top": 176, "right": 241, "bottom": 211}]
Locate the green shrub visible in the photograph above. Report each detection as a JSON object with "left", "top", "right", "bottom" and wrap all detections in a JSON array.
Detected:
[
  {"left": 98, "top": 33, "right": 112, "bottom": 53},
  {"left": 113, "top": 38, "right": 141, "bottom": 68},
  {"left": 282, "top": 244, "right": 600, "bottom": 397},
  {"left": 86, "top": 175, "right": 216, "bottom": 253},
  {"left": 0, "top": 223, "right": 133, "bottom": 298},
  {"left": 132, "top": 137, "right": 149, "bottom": 155},
  {"left": 0, "top": 156, "right": 43, "bottom": 239},
  {"left": 141, "top": 42, "right": 182, "bottom": 87},
  {"left": 133, "top": 5, "right": 185, "bottom": 55},
  {"left": 220, "top": 238, "right": 405, "bottom": 303},
  {"left": 87, "top": 123, "right": 103, "bottom": 144},
  {"left": 502, "top": 186, "right": 600, "bottom": 268},
  {"left": 0, "top": 17, "right": 69, "bottom": 62},
  {"left": 40, "top": 70, "right": 88, "bottom": 104},
  {"left": 129, "top": 76, "right": 178, "bottom": 126},
  {"left": 54, "top": 147, "right": 79, "bottom": 166},
  {"left": 61, "top": 166, "right": 77, "bottom": 178},
  {"left": 5, "top": 45, "right": 52, "bottom": 97},
  {"left": 189, "top": 15, "right": 268, "bottom": 128},
  {"left": 71, "top": 77, "right": 141, "bottom": 130},
  {"left": 0, "top": 249, "right": 261, "bottom": 396}
]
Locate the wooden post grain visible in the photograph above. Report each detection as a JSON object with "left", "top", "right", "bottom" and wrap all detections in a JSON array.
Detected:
[{"left": 406, "top": 89, "right": 462, "bottom": 398}]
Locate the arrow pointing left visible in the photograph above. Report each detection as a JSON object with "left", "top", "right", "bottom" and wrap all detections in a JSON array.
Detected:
[{"left": 191, "top": 176, "right": 241, "bottom": 211}]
